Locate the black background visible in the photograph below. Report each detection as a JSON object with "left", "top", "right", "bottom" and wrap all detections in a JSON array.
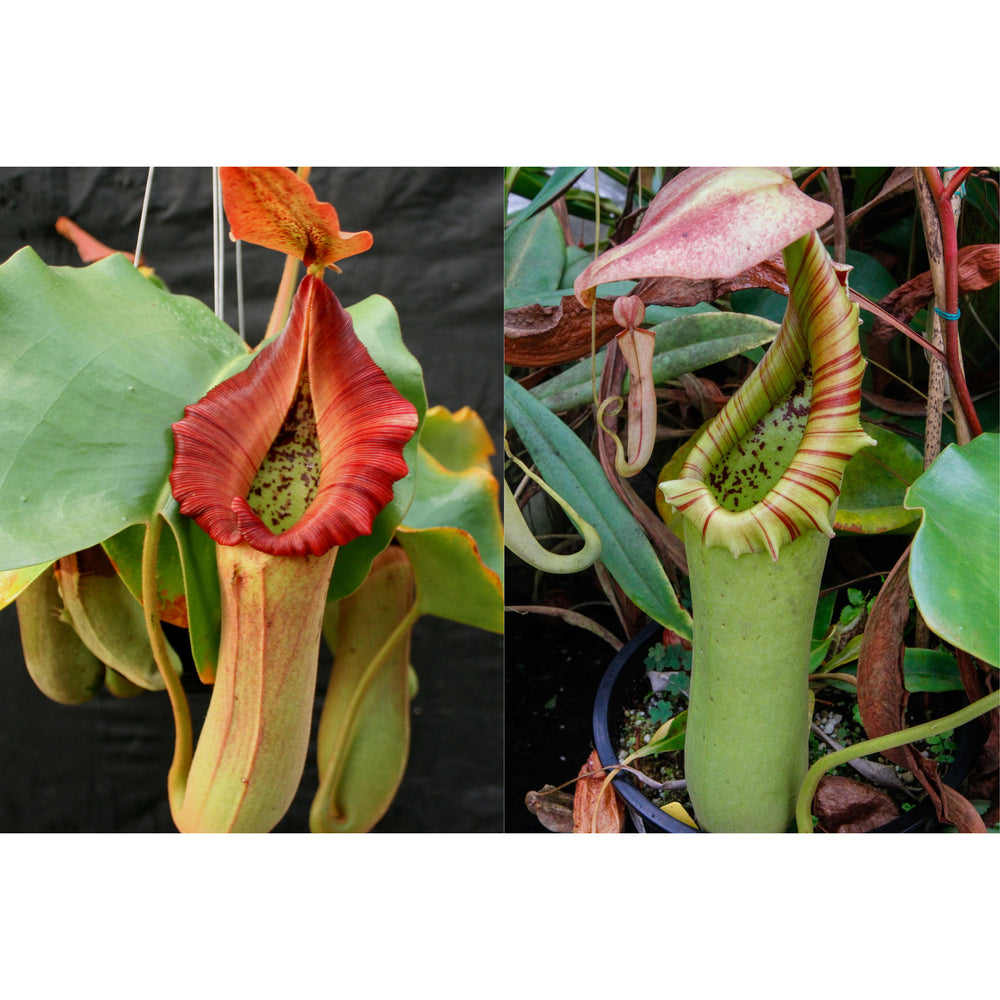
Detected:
[{"left": 0, "top": 166, "right": 503, "bottom": 833}]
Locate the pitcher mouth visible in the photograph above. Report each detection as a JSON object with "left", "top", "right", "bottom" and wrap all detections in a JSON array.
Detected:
[
  {"left": 660, "top": 232, "right": 875, "bottom": 560},
  {"left": 170, "top": 275, "right": 418, "bottom": 557}
]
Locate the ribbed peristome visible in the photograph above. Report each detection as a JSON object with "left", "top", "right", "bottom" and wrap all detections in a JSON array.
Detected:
[
  {"left": 170, "top": 275, "right": 418, "bottom": 557},
  {"left": 660, "top": 232, "right": 876, "bottom": 559}
]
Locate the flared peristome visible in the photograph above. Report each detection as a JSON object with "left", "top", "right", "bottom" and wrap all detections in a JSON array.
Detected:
[
  {"left": 170, "top": 275, "right": 419, "bottom": 557},
  {"left": 660, "top": 232, "right": 875, "bottom": 559}
]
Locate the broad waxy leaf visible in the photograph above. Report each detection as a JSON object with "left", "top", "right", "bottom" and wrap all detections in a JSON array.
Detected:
[
  {"left": 505, "top": 374, "right": 692, "bottom": 638},
  {"left": 103, "top": 523, "right": 188, "bottom": 628},
  {"left": 397, "top": 525, "right": 502, "bottom": 634},
  {"left": 504, "top": 206, "right": 566, "bottom": 309},
  {"left": 401, "top": 447, "right": 502, "bottom": 578},
  {"left": 901, "top": 647, "right": 965, "bottom": 693},
  {"left": 904, "top": 433, "right": 1000, "bottom": 666},
  {"left": 397, "top": 407, "right": 503, "bottom": 633},
  {"left": 834, "top": 420, "right": 924, "bottom": 534},
  {"left": 419, "top": 404, "right": 495, "bottom": 473},
  {"left": 0, "top": 248, "right": 249, "bottom": 571}
]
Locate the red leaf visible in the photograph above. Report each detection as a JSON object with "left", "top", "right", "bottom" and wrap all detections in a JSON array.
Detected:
[{"left": 219, "top": 167, "right": 373, "bottom": 270}]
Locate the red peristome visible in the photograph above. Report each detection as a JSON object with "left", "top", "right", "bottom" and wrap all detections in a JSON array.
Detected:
[
  {"left": 170, "top": 276, "right": 418, "bottom": 556},
  {"left": 220, "top": 168, "right": 372, "bottom": 269}
]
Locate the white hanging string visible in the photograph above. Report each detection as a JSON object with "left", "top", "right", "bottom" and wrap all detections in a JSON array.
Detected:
[
  {"left": 135, "top": 168, "right": 243, "bottom": 336},
  {"left": 134, "top": 167, "right": 155, "bottom": 267},
  {"left": 212, "top": 166, "right": 225, "bottom": 320}
]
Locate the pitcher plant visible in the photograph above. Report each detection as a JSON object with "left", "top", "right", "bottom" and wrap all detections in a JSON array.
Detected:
[
  {"left": 505, "top": 166, "right": 998, "bottom": 833},
  {"left": 0, "top": 167, "right": 502, "bottom": 832}
]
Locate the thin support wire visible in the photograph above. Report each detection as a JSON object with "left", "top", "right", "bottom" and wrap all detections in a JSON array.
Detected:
[
  {"left": 212, "top": 166, "right": 224, "bottom": 320},
  {"left": 134, "top": 167, "right": 155, "bottom": 267}
]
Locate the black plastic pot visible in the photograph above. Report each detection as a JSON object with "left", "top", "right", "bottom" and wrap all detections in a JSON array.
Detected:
[{"left": 593, "top": 621, "right": 983, "bottom": 833}]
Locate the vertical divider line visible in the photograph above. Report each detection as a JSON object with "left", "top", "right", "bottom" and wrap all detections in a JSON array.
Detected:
[{"left": 236, "top": 238, "right": 245, "bottom": 340}]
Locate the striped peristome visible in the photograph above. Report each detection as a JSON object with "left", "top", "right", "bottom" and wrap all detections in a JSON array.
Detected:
[{"left": 660, "top": 232, "right": 875, "bottom": 559}]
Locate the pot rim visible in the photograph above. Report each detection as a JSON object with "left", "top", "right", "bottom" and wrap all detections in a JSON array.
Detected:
[{"left": 592, "top": 621, "right": 982, "bottom": 834}]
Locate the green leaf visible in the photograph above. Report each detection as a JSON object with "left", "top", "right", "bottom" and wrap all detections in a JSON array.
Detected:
[
  {"left": 0, "top": 248, "right": 248, "bottom": 571},
  {"left": 0, "top": 560, "right": 51, "bottom": 611},
  {"left": 505, "top": 375, "right": 692, "bottom": 638},
  {"left": 504, "top": 207, "right": 567, "bottom": 308},
  {"left": 397, "top": 527, "right": 502, "bottom": 633},
  {"left": 820, "top": 647, "right": 966, "bottom": 694},
  {"left": 835, "top": 421, "right": 925, "bottom": 534},
  {"left": 730, "top": 287, "right": 788, "bottom": 325},
  {"left": 904, "top": 433, "right": 1000, "bottom": 666},
  {"left": 633, "top": 710, "right": 688, "bottom": 757},
  {"left": 812, "top": 590, "right": 837, "bottom": 641},
  {"left": 561, "top": 244, "right": 592, "bottom": 287},
  {"left": 505, "top": 167, "right": 586, "bottom": 239},
  {"left": 533, "top": 311, "right": 780, "bottom": 413},
  {"left": 902, "top": 647, "right": 965, "bottom": 693},
  {"left": 418, "top": 406, "right": 495, "bottom": 474},
  {"left": 396, "top": 440, "right": 503, "bottom": 633},
  {"left": 402, "top": 448, "right": 502, "bottom": 578},
  {"left": 824, "top": 634, "right": 863, "bottom": 672},
  {"left": 810, "top": 635, "right": 834, "bottom": 670}
]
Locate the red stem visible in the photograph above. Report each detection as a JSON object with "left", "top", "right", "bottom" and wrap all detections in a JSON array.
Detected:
[
  {"left": 940, "top": 167, "right": 973, "bottom": 205},
  {"left": 799, "top": 167, "right": 826, "bottom": 191},
  {"left": 921, "top": 168, "right": 983, "bottom": 438}
]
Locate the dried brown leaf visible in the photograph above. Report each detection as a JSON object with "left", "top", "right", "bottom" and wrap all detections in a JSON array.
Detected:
[
  {"left": 967, "top": 706, "right": 999, "bottom": 827},
  {"left": 870, "top": 244, "right": 1000, "bottom": 344},
  {"left": 572, "top": 749, "right": 625, "bottom": 833},
  {"left": 857, "top": 548, "right": 912, "bottom": 746},
  {"left": 633, "top": 253, "right": 792, "bottom": 307},
  {"left": 813, "top": 775, "right": 901, "bottom": 833},
  {"left": 858, "top": 547, "right": 987, "bottom": 832},
  {"left": 504, "top": 297, "right": 618, "bottom": 366},
  {"left": 525, "top": 785, "right": 576, "bottom": 833}
]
